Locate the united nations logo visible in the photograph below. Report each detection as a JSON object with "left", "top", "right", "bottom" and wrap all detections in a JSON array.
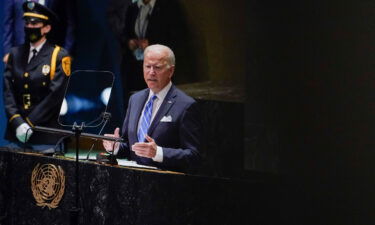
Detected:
[{"left": 31, "top": 163, "right": 65, "bottom": 209}]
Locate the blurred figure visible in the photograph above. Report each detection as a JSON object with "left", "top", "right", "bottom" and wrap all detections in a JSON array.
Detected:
[
  {"left": 121, "top": 0, "right": 186, "bottom": 99},
  {"left": 3, "top": 2, "right": 71, "bottom": 152}
]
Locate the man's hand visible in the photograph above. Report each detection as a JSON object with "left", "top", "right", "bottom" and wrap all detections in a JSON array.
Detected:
[
  {"left": 103, "top": 127, "right": 120, "bottom": 153},
  {"left": 138, "top": 39, "right": 149, "bottom": 50},
  {"left": 131, "top": 135, "right": 157, "bottom": 158},
  {"left": 128, "top": 39, "right": 138, "bottom": 51},
  {"left": 16, "top": 123, "right": 33, "bottom": 143},
  {"left": 3, "top": 53, "right": 9, "bottom": 64}
]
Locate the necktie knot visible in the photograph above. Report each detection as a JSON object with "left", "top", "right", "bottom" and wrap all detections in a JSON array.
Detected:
[
  {"left": 150, "top": 94, "right": 157, "bottom": 102},
  {"left": 29, "top": 49, "right": 38, "bottom": 63}
]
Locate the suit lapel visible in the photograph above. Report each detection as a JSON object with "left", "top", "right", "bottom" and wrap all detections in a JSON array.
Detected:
[
  {"left": 26, "top": 41, "right": 51, "bottom": 71},
  {"left": 147, "top": 85, "right": 176, "bottom": 136}
]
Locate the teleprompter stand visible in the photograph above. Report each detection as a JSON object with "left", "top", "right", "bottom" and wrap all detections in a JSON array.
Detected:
[{"left": 32, "top": 125, "right": 123, "bottom": 225}]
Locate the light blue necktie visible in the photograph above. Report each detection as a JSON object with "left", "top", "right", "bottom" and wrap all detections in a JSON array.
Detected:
[{"left": 138, "top": 95, "right": 157, "bottom": 142}]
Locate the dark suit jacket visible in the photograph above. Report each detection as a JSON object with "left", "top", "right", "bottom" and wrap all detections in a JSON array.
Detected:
[
  {"left": 3, "top": 0, "right": 75, "bottom": 55},
  {"left": 3, "top": 41, "right": 70, "bottom": 144},
  {"left": 118, "top": 85, "right": 202, "bottom": 172}
]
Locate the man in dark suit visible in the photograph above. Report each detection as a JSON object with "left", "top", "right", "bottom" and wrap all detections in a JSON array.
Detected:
[
  {"left": 3, "top": 2, "right": 71, "bottom": 151},
  {"left": 3, "top": 0, "right": 75, "bottom": 63},
  {"left": 103, "top": 44, "right": 202, "bottom": 172}
]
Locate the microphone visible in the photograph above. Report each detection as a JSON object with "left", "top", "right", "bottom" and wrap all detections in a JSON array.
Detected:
[
  {"left": 86, "top": 112, "right": 111, "bottom": 161},
  {"left": 53, "top": 135, "right": 72, "bottom": 155}
]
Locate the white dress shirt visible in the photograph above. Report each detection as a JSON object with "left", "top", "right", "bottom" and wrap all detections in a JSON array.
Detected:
[
  {"left": 28, "top": 39, "right": 46, "bottom": 63},
  {"left": 135, "top": 0, "right": 156, "bottom": 38}
]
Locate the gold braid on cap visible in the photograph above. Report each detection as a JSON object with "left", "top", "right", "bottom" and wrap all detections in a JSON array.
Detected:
[{"left": 23, "top": 12, "right": 49, "bottom": 21}]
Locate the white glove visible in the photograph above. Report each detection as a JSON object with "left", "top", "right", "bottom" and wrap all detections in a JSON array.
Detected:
[{"left": 16, "top": 123, "right": 33, "bottom": 143}]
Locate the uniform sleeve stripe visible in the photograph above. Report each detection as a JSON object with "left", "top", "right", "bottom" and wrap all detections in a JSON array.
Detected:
[{"left": 9, "top": 114, "right": 21, "bottom": 123}]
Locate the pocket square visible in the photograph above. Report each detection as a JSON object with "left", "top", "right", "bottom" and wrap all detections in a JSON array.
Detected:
[{"left": 160, "top": 115, "right": 172, "bottom": 122}]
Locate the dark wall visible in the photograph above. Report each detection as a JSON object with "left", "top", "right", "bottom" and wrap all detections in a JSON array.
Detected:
[
  {"left": 181, "top": 0, "right": 247, "bottom": 84},
  {"left": 247, "top": 1, "right": 374, "bottom": 224}
]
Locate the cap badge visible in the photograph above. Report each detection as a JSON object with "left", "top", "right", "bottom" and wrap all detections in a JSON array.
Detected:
[{"left": 27, "top": 2, "right": 35, "bottom": 10}]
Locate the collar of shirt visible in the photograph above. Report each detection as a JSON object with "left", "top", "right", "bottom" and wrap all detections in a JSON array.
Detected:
[
  {"left": 148, "top": 81, "right": 172, "bottom": 103},
  {"left": 141, "top": 81, "right": 172, "bottom": 123},
  {"left": 29, "top": 39, "right": 46, "bottom": 55},
  {"left": 28, "top": 39, "right": 46, "bottom": 63},
  {"left": 137, "top": 0, "right": 156, "bottom": 12}
]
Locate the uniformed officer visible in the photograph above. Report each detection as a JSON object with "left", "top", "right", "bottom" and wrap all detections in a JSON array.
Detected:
[{"left": 3, "top": 1, "right": 71, "bottom": 151}]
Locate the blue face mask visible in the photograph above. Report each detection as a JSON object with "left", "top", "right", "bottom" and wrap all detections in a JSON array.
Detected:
[{"left": 134, "top": 48, "right": 144, "bottom": 61}]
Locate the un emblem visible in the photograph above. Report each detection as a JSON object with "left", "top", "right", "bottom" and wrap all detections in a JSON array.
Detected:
[{"left": 31, "top": 163, "right": 65, "bottom": 209}]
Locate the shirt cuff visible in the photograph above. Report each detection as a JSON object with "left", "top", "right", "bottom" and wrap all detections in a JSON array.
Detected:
[
  {"left": 112, "top": 143, "right": 120, "bottom": 155},
  {"left": 152, "top": 146, "right": 163, "bottom": 162}
]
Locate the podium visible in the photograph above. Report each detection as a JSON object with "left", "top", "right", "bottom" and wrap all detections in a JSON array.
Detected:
[{"left": 0, "top": 148, "right": 278, "bottom": 225}]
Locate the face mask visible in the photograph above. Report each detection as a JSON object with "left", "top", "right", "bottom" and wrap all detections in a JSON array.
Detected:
[{"left": 24, "top": 27, "right": 44, "bottom": 43}]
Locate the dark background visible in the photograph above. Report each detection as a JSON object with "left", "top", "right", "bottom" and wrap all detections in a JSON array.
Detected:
[
  {"left": 247, "top": 1, "right": 374, "bottom": 224},
  {"left": 1, "top": 0, "right": 374, "bottom": 224}
]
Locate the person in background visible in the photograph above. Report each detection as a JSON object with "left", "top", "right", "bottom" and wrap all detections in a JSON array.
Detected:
[
  {"left": 121, "top": 0, "right": 184, "bottom": 99},
  {"left": 3, "top": 2, "right": 71, "bottom": 152},
  {"left": 103, "top": 44, "right": 202, "bottom": 172}
]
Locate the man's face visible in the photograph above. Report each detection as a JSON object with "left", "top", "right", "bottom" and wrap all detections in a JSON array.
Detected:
[{"left": 143, "top": 50, "right": 174, "bottom": 93}]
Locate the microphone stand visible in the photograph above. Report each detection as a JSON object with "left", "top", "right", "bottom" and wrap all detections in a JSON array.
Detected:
[
  {"left": 86, "top": 112, "right": 111, "bottom": 161},
  {"left": 70, "top": 122, "right": 84, "bottom": 225}
]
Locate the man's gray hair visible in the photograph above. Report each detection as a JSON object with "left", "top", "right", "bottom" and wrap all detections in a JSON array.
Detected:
[{"left": 144, "top": 44, "right": 175, "bottom": 67}]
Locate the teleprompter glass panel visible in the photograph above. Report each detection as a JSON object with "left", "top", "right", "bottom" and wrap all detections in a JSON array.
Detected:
[{"left": 58, "top": 70, "right": 114, "bottom": 130}]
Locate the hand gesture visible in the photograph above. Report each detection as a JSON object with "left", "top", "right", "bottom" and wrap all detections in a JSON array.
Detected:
[
  {"left": 103, "top": 127, "right": 120, "bottom": 153},
  {"left": 128, "top": 39, "right": 138, "bottom": 51},
  {"left": 131, "top": 135, "right": 157, "bottom": 158},
  {"left": 138, "top": 39, "right": 149, "bottom": 50}
]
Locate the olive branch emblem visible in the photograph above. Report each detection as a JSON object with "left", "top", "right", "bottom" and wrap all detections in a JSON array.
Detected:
[{"left": 31, "top": 163, "right": 65, "bottom": 209}]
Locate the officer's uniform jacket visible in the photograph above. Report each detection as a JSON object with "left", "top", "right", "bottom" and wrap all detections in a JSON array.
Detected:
[{"left": 3, "top": 41, "right": 71, "bottom": 144}]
